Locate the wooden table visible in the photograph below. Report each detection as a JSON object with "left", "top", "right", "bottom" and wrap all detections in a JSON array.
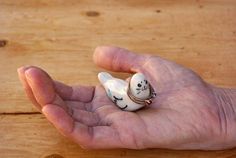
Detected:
[{"left": 0, "top": 0, "right": 236, "bottom": 157}]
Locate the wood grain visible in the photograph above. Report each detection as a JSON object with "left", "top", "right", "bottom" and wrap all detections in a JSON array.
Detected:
[{"left": 0, "top": 0, "right": 236, "bottom": 157}]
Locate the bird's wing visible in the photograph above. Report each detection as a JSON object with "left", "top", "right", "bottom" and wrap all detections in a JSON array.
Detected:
[{"left": 105, "top": 78, "right": 128, "bottom": 95}]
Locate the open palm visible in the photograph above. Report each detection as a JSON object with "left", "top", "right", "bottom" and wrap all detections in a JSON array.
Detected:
[{"left": 18, "top": 46, "right": 225, "bottom": 150}]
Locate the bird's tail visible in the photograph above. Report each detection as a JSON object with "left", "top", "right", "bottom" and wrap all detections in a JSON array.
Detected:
[{"left": 98, "top": 72, "right": 113, "bottom": 85}]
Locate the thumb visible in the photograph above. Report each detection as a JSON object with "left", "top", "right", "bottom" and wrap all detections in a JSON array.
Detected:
[{"left": 93, "top": 46, "right": 148, "bottom": 72}]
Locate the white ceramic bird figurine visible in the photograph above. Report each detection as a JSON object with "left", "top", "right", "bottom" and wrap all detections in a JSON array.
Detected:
[{"left": 98, "top": 72, "right": 156, "bottom": 111}]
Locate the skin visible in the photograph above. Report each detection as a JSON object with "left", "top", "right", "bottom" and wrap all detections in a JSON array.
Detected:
[{"left": 17, "top": 46, "right": 236, "bottom": 150}]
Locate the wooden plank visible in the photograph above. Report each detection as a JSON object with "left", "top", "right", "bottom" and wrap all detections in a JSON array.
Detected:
[
  {"left": 0, "top": 0, "right": 235, "bottom": 113},
  {"left": 1, "top": 114, "right": 236, "bottom": 158}
]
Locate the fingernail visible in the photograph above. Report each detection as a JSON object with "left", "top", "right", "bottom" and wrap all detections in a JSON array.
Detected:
[
  {"left": 24, "top": 68, "right": 35, "bottom": 81},
  {"left": 17, "top": 65, "right": 32, "bottom": 74}
]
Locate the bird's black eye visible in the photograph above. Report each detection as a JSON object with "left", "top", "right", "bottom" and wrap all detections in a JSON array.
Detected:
[
  {"left": 145, "top": 80, "right": 148, "bottom": 84},
  {"left": 137, "top": 83, "right": 142, "bottom": 87}
]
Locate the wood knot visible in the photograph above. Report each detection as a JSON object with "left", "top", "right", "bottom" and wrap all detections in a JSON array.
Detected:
[
  {"left": 199, "top": 5, "right": 204, "bottom": 8},
  {"left": 44, "top": 154, "right": 64, "bottom": 158},
  {"left": 155, "top": 10, "right": 161, "bottom": 13},
  {"left": 85, "top": 11, "right": 100, "bottom": 17},
  {"left": 0, "top": 40, "right": 8, "bottom": 47}
]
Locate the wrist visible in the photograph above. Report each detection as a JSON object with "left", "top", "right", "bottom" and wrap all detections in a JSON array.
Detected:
[{"left": 211, "top": 86, "right": 236, "bottom": 148}]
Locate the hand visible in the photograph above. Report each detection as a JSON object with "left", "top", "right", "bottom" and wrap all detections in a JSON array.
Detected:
[{"left": 18, "top": 46, "right": 236, "bottom": 150}]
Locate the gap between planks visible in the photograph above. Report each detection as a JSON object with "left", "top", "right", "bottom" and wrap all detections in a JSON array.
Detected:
[{"left": 0, "top": 111, "right": 41, "bottom": 115}]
